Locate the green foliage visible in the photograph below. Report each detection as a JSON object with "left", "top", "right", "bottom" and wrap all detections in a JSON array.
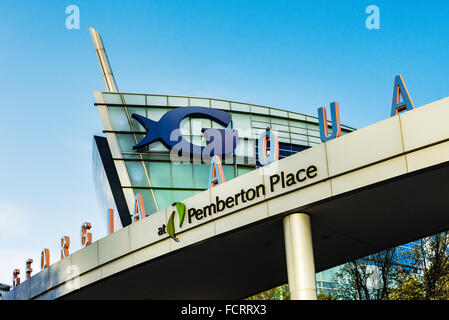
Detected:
[
  {"left": 246, "top": 284, "right": 290, "bottom": 300},
  {"left": 317, "top": 292, "right": 337, "bottom": 300}
]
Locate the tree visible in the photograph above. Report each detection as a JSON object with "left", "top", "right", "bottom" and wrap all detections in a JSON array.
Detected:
[
  {"left": 334, "top": 248, "right": 399, "bottom": 300},
  {"left": 394, "top": 232, "right": 449, "bottom": 300},
  {"left": 246, "top": 284, "right": 290, "bottom": 300}
]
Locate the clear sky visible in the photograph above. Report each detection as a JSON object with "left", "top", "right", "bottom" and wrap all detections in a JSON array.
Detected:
[{"left": 1, "top": 0, "right": 449, "bottom": 286}]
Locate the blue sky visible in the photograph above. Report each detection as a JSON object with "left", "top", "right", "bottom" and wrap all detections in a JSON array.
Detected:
[{"left": 1, "top": 0, "right": 449, "bottom": 285}]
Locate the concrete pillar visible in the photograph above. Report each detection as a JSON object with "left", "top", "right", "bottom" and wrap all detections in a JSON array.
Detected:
[{"left": 283, "top": 213, "right": 317, "bottom": 300}]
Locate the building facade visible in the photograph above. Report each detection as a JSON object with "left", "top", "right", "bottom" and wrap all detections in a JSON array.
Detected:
[{"left": 92, "top": 91, "right": 354, "bottom": 230}]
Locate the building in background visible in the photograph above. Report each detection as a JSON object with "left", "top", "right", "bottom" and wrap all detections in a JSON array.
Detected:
[{"left": 0, "top": 283, "right": 11, "bottom": 299}]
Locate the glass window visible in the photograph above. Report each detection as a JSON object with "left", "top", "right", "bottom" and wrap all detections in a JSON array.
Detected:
[
  {"left": 179, "top": 118, "right": 191, "bottom": 135},
  {"left": 291, "top": 139, "right": 309, "bottom": 147},
  {"left": 306, "top": 116, "right": 319, "bottom": 124},
  {"left": 147, "top": 162, "right": 172, "bottom": 188},
  {"left": 108, "top": 107, "right": 131, "bottom": 131},
  {"left": 231, "top": 102, "right": 250, "bottom": 112},
  {"left": 307, "top": 123, "right": 320, "bottom": 131},
  {"left": 288, "top": 112, "right": 306, "bottom": 121},
  {"left": 103, "top": 93, "right": 122, "bottom": 104},
  {"left": 222, "top": 165, "right": 235, "bottom": 181},
  {"left": 148, "top": 107, "right": 168, "bottom": 121},
  {"left": 125, "top": 161, "right": 150, "bottom": 187},
  {"left": 116, "top": 134, "right": 137, "bottom": 153},
  {"left": 290, "top": 120, "right": 307, "bottom": 129},
  {"left": 234, "top": 139, "right": 255, "bottom": 158},
  {"left": 193, "top": 164, "right": 210, "bottom": 189},
  {"left": 252, "top": 121, "right": 270, "bottom": 129},
  {"left": 291, "top": 133, "right": 308, "bottom": 141},
  {"left": 148, "top": 141, "right": 169, "bottom": 152},
  {"left": 172, "top": 190, "right": 197, "bottom": 204},
  {"left": 270, "top": 123, "right": 289, "bottom": 132},
  {"left": 191, "top": 118, "right": 212, "bottom": 135},
  {"left": 270, "top": 109, "right": 288, "bottom": 118},
  {"left": 290, "top": 127, "right": 307, "bottom": 135},
  {"left": 237, "top": 166, "right": 253, "bottom": 176},
  {"left": 127, "top": 107, "right": 146, "bottom": 132},
  {"left": 251, "top": 105, "right": 269, "bottom": 115},
  {"left": 270, "top": 118, "right": 289, "bottom": 126},
  {"left": 171, "top": 163, "right": 194, "bottom": 188},
  {"left": 123, "top": 94, "right": 145, "bottom": 105},
  {"left": 231, "top": 113, "right": 252, "bottom": 138},
  {"left": 252, "top": 115, "right": 270, "bottom": 123},
  {"left": 309, "top": 136, "right": 322, "bottom": 144},
  {"left": 147, "top": 95, "right": 168, "bottom": 106},
  {"left": 133, "top": 189, "right": 158, "bottom": 215},
  {"left": 168, "top": 96, "right": 188, "bottom": 107},
  {"left": 189, "top": 98, "right": 210, "bottom": 107},
  {"left": 211, "top": 99, "right": 230, "bottom": 110}
]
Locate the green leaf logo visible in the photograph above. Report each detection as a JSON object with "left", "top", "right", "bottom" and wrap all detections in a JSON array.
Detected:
[{"left": 167, "top": 202, "right": 186, "bottom": 242}]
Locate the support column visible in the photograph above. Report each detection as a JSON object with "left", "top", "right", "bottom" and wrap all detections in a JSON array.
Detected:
[{"left": 283, "top": 213, "right": 317, "bottom": 300}]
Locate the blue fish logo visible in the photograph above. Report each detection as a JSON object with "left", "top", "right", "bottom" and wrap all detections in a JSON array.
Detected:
[{"left": 132, "top": 107, "right": 239, "bottom": 156}]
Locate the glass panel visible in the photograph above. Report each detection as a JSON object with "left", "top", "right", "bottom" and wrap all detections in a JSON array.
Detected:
[
  {"left": 288, "top": 112, "right": 306, "bottom": 121},
  {"left": 231, "top": 102, "right": 250, "bottom": 112},
  {"left": 148, "top": 141, "right": 169, "bottom": 152},
  {"left": 231, "top": 113, "right": 252, "bottom": 138},
  {"left": 270, "top": 109, "right": 288, "bottom": 118},
  {"left": 127, "top": 107, "right": 146, "bottom": 132},
  {"left": 172, "top": 190, "right": 196, "bottom": 204},
  {"left": 189, "top": 98, "right": 210, "bottom": 107},
  {"left": 291, "top": 133, "right": 308, "bottom": 141},
  {"left": 211, "top": 100, "right": 230, "bottom": 110},
  {"left": 251, "top": 105, "right": 269, "bottom": 115},
  {"left": 307, "top": 123, "right": 320, "bottom": 131},
  {"left": 290, "top": 127, "right": 307, "bottom": 135},
  {"left": 291, "top": 139, "right": 309, "bottom": 147},
  {"left": 306, "top": 116, "right": 319, "bottom": 124},
  {"left": 191, "top": 118, "right": 212, "bottom": 135},
  {"left": 171, "top": 163, "right": 194, "bottom": 188},
  {"left": 108, "top": 107, "right": 131, "bottom": 131},
  {"left": 278, "top": 137, "right": 290, "bottom": 144},
  {"left": 168, "top": 96, "right": 188, "bottom": 107},
  {"left": 125, "top": 161, "right": 149, "bottom": 187},
  {"left": 290, "top": 120, "right": 307, "bottom": 129},
  {"left": 103, "top": 93, "right": 122, "bottom": 104},
  {"left": 153, "top": 189, "right": 173, "bottom": 211},
  {"left": 309, "top": 136, "right": 322, "bottom": 144},
  {"left": 146, "top": 162, "right": 172, "bottom": 188},
  {"left": 133, "top": 189, "right": 158, "bottom": 215},
  {"left": 270, "top": 123, "right": 289, "bottom": 132},
  {"left": 270, "top": 117, "right": 289, "bottom": 125},
  {"left": 123, "top": 94, "right": 145, "bottom": 105},
  {"left": 147, "top": 95, "right": 168, "bottom": 106},
  {"left": 116, "top": 134, "right": 137, "bottom": 153},
  {"left": 222, "top": 165, "right": 235, "bottom": 181},
  {"left": 252, "top": 121, "right": 270, "bottom": 129},
  {"left": 237, "top": 166, "right": 253, "bottom": 176},
  {"left": 234, "top": 139, "right": 255, "bottom": 158},
  {"left": 179, "top": 118, "right": 191, "bottom": 135},
  {"left": 251, "top": 115, "right": 270, "bottom": 123},
  {"left": 193, "top": 164, "right": 210, "bottom": 189},
  {"left": 148, "top": 107, "right": 168, "bottom": 121}
]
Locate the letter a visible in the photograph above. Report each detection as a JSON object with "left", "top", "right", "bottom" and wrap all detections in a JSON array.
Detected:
[
  {"left": 208, "top": 155, "right": 226, "bottom": 189},
  {"left": 391, "top": 74, "right": 414, "bottom": 116},
  {"left": 132, "top": 193, "right": 146, "bottom": 223},
  {"left": 318, "top": 102, "right": 342, "bottom": 142}
]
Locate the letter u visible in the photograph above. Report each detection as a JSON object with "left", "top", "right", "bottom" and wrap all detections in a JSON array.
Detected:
[{"left": 318, "top": 102, "right": 342, "bottom": 142}]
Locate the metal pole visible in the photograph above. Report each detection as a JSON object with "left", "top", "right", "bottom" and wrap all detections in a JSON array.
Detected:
[
  {"left": 89, "top": 27, "right": 119, "bottom": 92},
  {"left": 283, "top": 213, "right": 317, "bottom": 300}
]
